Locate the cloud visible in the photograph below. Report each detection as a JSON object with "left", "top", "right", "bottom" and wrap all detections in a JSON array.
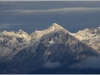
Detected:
[
  {"left": 70, "top": 56, "right": 100, "bottom": 69},
  {"left": 1, "top": 7, "right": 100, "bottom": 15},
  {"left": 0, "top": 1, "right": 100, "bottom": 10},
  {"left": 0, "top": 24, "right": 11, "bottom": 28},
  {"left": 43, "top": 60, "right": 61, "bottom": 69}
]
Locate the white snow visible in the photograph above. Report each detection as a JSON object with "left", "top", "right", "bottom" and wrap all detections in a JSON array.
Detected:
[
  {"left": 30, "top": 23, "right": 69, "bottom": 39},
  {"left": 49, "top": 38, "right": 55, "bottom": 44},
  {"left": 71, "top": 27, "right": 100, "bottom": 52},
  {"left": 0, "top": 29, "right": 32, "bottom": 60}
]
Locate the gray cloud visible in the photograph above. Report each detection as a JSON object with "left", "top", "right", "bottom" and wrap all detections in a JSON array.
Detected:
[
  {"left": 0, "top": 10, "right": 100, "bottom": 33},
  {"left": 43, "top": 60, "right": 61, "bottom": 69},
  {"left": 1, "top": 7, "right": 100, "bottom": 15},
  {"left": 70, "top": 56, "right": 100, "bottom": 69},
  {"left": 0, "top": 24, "right": 10, "bottom": 28}
]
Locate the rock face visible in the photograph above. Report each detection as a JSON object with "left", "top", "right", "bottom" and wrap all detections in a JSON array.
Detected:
[
  {"left": 72, "top": 27, "right": 100, "bottom": 52},
  {"left": 0, "top": 23, "right": 99, "bottom": 74}
]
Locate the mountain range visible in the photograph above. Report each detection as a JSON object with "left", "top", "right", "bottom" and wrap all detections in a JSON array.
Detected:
[{"left": 0, "top": 23, "right": 100, "bottom": 74}]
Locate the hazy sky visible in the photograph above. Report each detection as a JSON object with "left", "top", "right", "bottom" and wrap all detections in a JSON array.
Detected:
[{"left": 0, "top": 1, "right": 100, "bottom": 33}]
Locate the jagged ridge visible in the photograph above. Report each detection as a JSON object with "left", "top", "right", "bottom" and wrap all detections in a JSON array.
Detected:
[
  {"left": 0, "top": 23, "right": 100, "bottom": 61},
  {"left": 0, "top": 23, "right": 99, "bottom": 74},
  {"left": 0, "top": 23, "right": 68, "bottom": 60},
  {"left": 72, "top": 27, "right": 100, "bottom": 52}
]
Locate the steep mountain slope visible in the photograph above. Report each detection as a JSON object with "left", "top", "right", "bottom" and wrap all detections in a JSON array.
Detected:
[
  {"left": 0, "top": 23, "right": 99, "bottom": 74},
  {"left": 0, "top": 30, "right": 32, "bottom": 61},
  {"left": 5, "top": 25, "right": 98, "bottom": 73},
  {"left": 72, "top": 27, "right": 100, "bottom": 52},
  {"left": 0, "top": 23, "right": 68, "bottom": 61}
]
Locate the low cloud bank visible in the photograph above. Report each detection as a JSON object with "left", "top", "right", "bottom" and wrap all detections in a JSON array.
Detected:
[
  {"left": 43, "top": 60, "right": 61, "bottom": 69},
  {"left": 70, "top": 56, "right": 100, "bottom": 69}
]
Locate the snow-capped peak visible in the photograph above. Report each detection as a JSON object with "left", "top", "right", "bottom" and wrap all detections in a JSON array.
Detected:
[
  {"left": 51, "top": 23, "right": 63, "bottom": 29},
  {"left": 1, "top": 23, "right": 100, "bottom": 61},
  {"left": 17, "top": 29, "right": 28, "bottom": 35},
  {"left": 97, "top": 27, "right": 100, "bottom": 29},
  {"left": 48, "top": 23, "right": 65, "bottom": 31},
  {"left": 2, "top": 30, "right": 16, "bottom": 36},
  {"left": 31, "top": 23, "right": 69, "bottom": 39},
  {"left": 71, "top": 27, "right": 100, "bottom": 52}
]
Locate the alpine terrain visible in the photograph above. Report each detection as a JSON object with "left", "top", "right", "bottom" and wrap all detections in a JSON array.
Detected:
[{"left": 0, "top": 23, "right": 100, "bottom": 74}]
